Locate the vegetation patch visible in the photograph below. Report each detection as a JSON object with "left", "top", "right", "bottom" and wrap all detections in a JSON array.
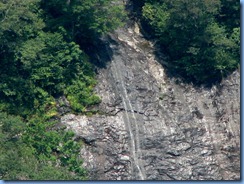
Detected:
[
  {"left": 0, "top": 0, "right": 126, "bottom": 180},
  {"left": 137, "top": 0, "right": 240, "bottom": 84}
]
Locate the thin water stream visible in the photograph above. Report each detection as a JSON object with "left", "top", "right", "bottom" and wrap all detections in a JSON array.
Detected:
[{"left": 110, "top": 52, "right": 146, "bottom": 179}]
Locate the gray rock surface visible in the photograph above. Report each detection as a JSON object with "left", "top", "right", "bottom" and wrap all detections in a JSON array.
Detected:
[{"left": 61, "top": 18, "right": 240, "bottom": 180}]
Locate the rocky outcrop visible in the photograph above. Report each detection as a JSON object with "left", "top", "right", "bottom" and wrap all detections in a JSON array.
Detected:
[{"left": 61, "top": 17, "right": 240, "bottom": 180}]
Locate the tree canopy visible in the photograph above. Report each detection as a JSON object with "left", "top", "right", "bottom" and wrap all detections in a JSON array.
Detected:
[
  {"left": 139, "top": 0, "right": 239, "bottom": 84},
  {"left": 0, "top": 0, "right": 125, "bottom": 180}
]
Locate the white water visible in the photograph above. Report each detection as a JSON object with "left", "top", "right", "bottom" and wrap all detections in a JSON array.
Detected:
[{"left": 111, "top": 56, "right": 146, "bottom": 180}]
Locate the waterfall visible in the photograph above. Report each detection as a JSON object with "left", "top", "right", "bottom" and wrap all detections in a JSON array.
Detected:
[{"left": 110, "top": 52, "right": 146, "bottom": 180}]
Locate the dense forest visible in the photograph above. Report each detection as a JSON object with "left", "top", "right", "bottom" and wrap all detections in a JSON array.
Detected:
[
  {"left": 0, "top": 0, "right": 239, "bottom": 180},
  {"left": 135, "top": 0, "right": 240, "bottom": 84},
  {"left": 0, "top": 0, "right": 126, "bottom": 180}
]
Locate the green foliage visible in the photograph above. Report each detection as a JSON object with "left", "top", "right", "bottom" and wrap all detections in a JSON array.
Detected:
[
  {"left": 142, "top": 2, "right": 169, "bottom": 36},
  {"left": 0, "top": 0, "right": 44, "bottom": 114},
  {"left": 22, "top": 115, "right": 87, "bottom": 178},
  {"left": 65, "top": 80, "right": 101, "bottom": 112},
  {"left": 0, "top": 0, "right": 44, "bottom": 45},
  {"left": 0, "top": 0, "right": 127, "bottom": 114},
  {"left": 0, "top": 113, "right": 25, "bottom": 139},
  {"left": 0, "top": 0, "right": 126, "bottom": 180},
  {"left": 217, "top": 0, "right": 240, "bottom": 31},
  {"left": 17, "top": 31, "right": 86, "bottom": 94},
  {"left": 141, "top": 0, "right": 240, "bottom": 84},
  {"left": 0, "top": 3, "right": 102, "bottom": 115},
  {"left": 40, "top": 0, "right": 127, "bottom": 41},
  {"left": 0, "top": 112, "right": 87, "bottom": 180}
]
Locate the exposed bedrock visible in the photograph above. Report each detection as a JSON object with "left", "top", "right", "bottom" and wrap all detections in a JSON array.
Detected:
[{"left": 61, "top": 20, "right": 240, "bottom": 180}]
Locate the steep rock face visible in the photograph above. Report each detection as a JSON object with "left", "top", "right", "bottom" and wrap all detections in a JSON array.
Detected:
[{"left": 61, "top": 21, "right": 240, "bottom": 180}]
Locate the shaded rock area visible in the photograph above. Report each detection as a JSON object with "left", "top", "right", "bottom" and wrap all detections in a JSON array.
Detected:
[{"left": 61, "top": 5, "right": 240, "bottom": 180}]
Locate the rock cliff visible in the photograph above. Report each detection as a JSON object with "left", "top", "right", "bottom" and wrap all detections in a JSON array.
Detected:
[{"left": 61, "top": 10, "right": 240, "bottom": 180}]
